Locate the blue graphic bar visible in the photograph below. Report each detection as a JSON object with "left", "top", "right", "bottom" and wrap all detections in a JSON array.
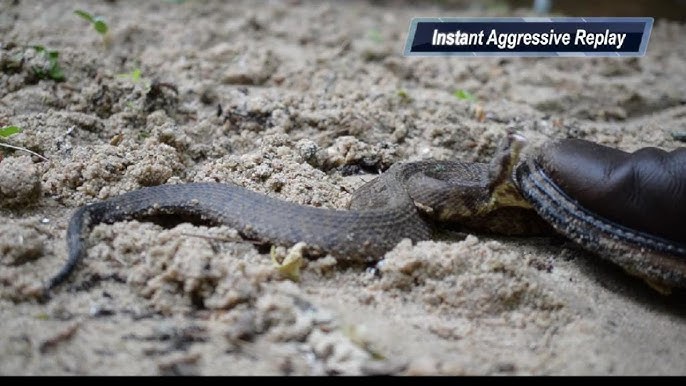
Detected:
[{"left": 403, "top": 17, "right": 653, "bottom": 57}]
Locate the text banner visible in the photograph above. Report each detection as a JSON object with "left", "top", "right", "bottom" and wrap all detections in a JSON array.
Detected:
[{"left": 404, "top": 17, "right": 653, "bottom": 57}]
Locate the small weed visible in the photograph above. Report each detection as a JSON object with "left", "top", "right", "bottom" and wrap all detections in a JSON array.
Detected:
[
  {"left": 0, "top": 125, "right": 49, "bottom": 161},
  {"left": 485, "top": 0, "right": 511, "bottom": 14},
  {"left": 0, "top": 125, "right": 22, "bottom": 138},
  {"left": 32, "top": 46, "right": 65, "bottom": 81},
  {"left": 74, "top": 10, "right": 108, "bottom": 34},
  {"left": 118, "top": 68, "right": 143, "bottom": 83},
  {"left": 74, "top": 9, "right": 110, "bottom": 46},
  {"left": 368, "top": 29, "right": 383, "bottom": 43},
  {"left": 137, "top": 130, "right": 150, "bottom": 140},
  {"left": 453, "top": 89, "right": 475, "bottom": 101},
  {"left": 35, "top": 313, "right": 50, "bottom": 321},
  {"left": 396, "top": 89, "right": 411, "bottom": 103},
  {"left": 118, "top": 68, "right": 153, "bottom": 94}
]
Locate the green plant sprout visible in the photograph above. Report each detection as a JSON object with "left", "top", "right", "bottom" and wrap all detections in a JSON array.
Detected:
[
  {"left": 118, "top": 68, "right": 147, "bottom": 113},
  {"left": 117, "top": 68, "right": 152, "bottom": 95},
  {"left": 74, "top": 9, "right": 110, "bottom": 46},
  {"left": 117, "top": 68, "right": 143, "bottom": 83},
  {"left": 453, "top": 89, "right": 475, "bottom": 101},
  {"left": 396, "top": 89, "right": 411, "bottom": 103},
  {"left": 368, "top": 29, "right": 383, "bottom": 43},
  {"left": 0, "top": 125, "right": 49, "bottom": 161},
  {"left": 0, "top": 125, "right": 22, "bottom": 138},
  {"left": 32, "top": 46, "right": 65, "bottom": 81}
]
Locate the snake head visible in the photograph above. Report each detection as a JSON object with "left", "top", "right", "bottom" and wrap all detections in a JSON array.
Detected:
[{"left": 485, "top": 132, "right": 531, "bottom": 211}]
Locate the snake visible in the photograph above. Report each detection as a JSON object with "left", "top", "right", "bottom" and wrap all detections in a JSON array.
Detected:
[{"left": 45, "top": 134, "right": 686, "bottom": 294}]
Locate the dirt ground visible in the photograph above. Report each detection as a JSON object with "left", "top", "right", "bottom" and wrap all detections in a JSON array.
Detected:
[{"left": 1, "top": 0, "right": 686, "bottom": 376}]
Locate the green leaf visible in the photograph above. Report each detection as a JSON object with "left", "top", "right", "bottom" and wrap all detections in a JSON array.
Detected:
[
  {"left": 35, "top": 313, "right": 50, "bottom": 320},
  {"left": 117, "top": 68, "right": 142, "bottom": 83},
  {"left": 75, "top": 10, "right": 108, "bottom": 36},
  {"left": 453, "top": 89, "right": 475, "bottom": 101},
  {"left": 93, "top": 19, "right": 108, "bottom": 35},
  {"left": 368, "top": 29, "right": 382, "bottom": 43},
  {"left": 48, "top": 63, "right": 65, "bottom": 81},
  {"left": 46, "top": 51, "right": 63, "bottom": 81},
  {"left": 74, "top": 9, "right": 95, "bottom": 23},
  {"left": 31, "top": 48, "right": 65, "bottom": 81},
  {"left": 0, "top": 126, "right": 23, "bottom": 138}
]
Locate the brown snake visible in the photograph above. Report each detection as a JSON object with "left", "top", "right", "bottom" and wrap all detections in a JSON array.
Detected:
[
  {"left": 46, "top": 134, "right": 686, "bottom": 293},
  {"left": 47, "top": 134, "right": 537, "bottom": 291}
]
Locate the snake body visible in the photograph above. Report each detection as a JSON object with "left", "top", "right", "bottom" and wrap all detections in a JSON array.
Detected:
[
  {"left": 47, "top": 135, "right": 686, "bottom": 293},
  {"left": 48, "top": 145, "right": 538, "bottom": 290}
]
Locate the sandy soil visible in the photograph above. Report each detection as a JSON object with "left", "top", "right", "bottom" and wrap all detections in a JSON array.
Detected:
[{"left": 1, "top": 0, "right": 686, "bottom": 375}]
